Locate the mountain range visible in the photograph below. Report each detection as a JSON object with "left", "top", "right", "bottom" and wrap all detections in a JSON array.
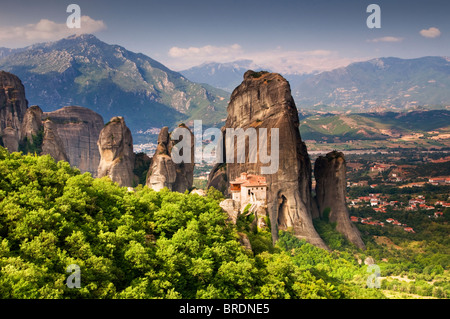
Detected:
[
  {"left": 294, "top": 56, "right": 450, "bottom": 111},
  {"left": 182, "top": 56, "right": 450, "bottom": 112},
  {"left": 180, "top": 59, "right": 257, "bottom": 93},
  {"left": 2, "top": 34, "right": 450, "bottom": 138},
  {"left": 0, "top": 34, "right": 229, "bottom": 133},
  {"left": 180, "top": 60, "right": 314, "bottom": 94}
]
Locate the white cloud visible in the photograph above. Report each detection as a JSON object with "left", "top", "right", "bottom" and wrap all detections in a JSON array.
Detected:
[
  {"left": 0, "top": 16, "right": 106, "bottom": 47},
  {"left": 367, "top": 36, "right": 404, "bottom": 43},
  {"left": 419, "top": 27, "right": 441, "bottom": 38},
  {"left": 168, "top": 44, "right": 244, "bottom": 67},
  {"left": 165, "top": 44, "right": 363, "bottom": 74}
]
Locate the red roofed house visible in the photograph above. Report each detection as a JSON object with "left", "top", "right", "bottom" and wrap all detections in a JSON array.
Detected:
[
  {"left": 230, "top": 173, "right": 267, "bottom": 212},
  {"left": 409, "top": 198, "right": 426, "bottom": 205}
]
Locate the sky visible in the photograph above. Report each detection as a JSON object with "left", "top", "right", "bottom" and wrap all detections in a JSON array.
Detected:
[{"left": 0, "top": 0, "right": 449, "bottom": 74}]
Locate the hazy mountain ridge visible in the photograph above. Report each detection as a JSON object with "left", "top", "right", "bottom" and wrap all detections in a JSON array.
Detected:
[
  {"left": 295, "top": 56, "right": 450, "bottom": 111},
  {"left": 181, "top": 60, "right": 315, "bottom": 94},
  {"left": 0, "top": 34, "right": 230, "bottom": 132},
  {"left": 182, "top": 56, "right": 450, "bottom": 112},
  {"left": 180, "top": 59, "right": 256, "bottom": 92}
]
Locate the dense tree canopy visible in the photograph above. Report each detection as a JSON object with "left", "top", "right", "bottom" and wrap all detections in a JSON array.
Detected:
[{"left": 0, "top": 147, "right": 447, "bottom": 299}]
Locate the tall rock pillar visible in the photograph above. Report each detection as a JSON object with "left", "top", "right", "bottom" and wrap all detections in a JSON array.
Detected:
[
  {"left": 0, "top": 71, "right": 28, "bottom": 152},
  {"left": 97, "top": 116, "right": 136, "bottom": 187},
  {"left": 314, "top": 151, "right": 366, "bottom": 250},
  {"left": 218, "top": 70, "right": 327, "bottom": 249}
]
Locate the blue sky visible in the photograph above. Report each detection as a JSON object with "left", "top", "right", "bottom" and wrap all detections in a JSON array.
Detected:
[{"left": 0, "top": 0, "right": 449, "bottom": 73}]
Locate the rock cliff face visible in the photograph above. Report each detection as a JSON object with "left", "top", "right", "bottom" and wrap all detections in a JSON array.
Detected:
[
  {"left": 0, "top": 71, "right": 28, "bottom": 151},
  {"left": 43, "top": 106, "right": 104, "bottom": 176},
  {"left": 207, "top": 163, "right": 228, "bottom": 195},
  {"left": 41, "top": 120, "right": 69, "bottom": 162},
  {"left": 97, "top": 116, "right": 136, "bottom": 187},
  {"left": 146, "top": 124, "right": 194, "bottom": 193},
  {"left": 21, "top": 105, "right": 43, "bottom": 143},
  {"left": 1, "top": 72, "right": 104, "bottom": 175},
  {"left": 146, "top": 127, "right": 177, "bottom": 191},
  {"left": 214, "top": 70, "right": 327, "bottom": 249},
  {"left": 314, "top": 151, "right": 366, "bottom": 250},
  {"left": 172, "top": 123, "right": 195, "bottom": 193}
]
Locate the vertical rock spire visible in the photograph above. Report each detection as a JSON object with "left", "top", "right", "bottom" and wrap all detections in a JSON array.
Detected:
[
  {"left": 213, "top": 70, "right": 328, "bottom": 249},
  {"left": 0, "top": 71, "right": 28, "bottom": 152},
  {"left": 314, "top": 151, "right": 366, "bottom": 250},
  {"left": 146, "top": 124, "right": 195, "bottom": 193},
  {"left": 97, "top": 116, "right": 136, "bottom": 187}
]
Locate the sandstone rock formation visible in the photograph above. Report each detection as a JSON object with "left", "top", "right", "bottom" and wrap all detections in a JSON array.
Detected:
[
  {"left": 207, "top": 163, "right": 228, "bottom": 195},
  {"left": 220, "top": 198, "right": 240, "bottom": 223},
  {"left": 1, "top": 127, "right": 19, "bottom": 152},
  {"left": 41, "top": 120, "right": 69, "bottom": 162},
  {"left": 1, "top": 72, "right": 104, "bottom": 174},
  {"left": 146, "top": 127, "right": 177, "bottom": 191},
  {"left": 146, "top": 124, "right": 195, "bottom": 193},
  {"left": 43, "top": 106, "right": 104, "bottom": 176},
  {"left": 97, "top": 116, "right": 136, "bottom": 187},
  {"left": 172, "top": 123, "right": 195, "bottom": 193},
  {"left": 211, "top": 70, "right": 328, "bottom": 249},
  {"left": 21, "top": 105, "right": 43, "bottom": 143},
  {"left": 0, "top": 71, "right": 28, "bottom": 152},
  {"left": 314, "top": 151, "right": 366, "bottom": 250}
]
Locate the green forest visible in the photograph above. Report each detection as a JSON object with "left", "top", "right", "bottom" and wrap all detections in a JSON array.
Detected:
[{"left": 0, "top": 147, "right": 448, "bottom": 299}]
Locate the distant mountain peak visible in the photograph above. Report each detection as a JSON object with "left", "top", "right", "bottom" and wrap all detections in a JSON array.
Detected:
[
  {"left": 0, "top": 35, "right": 229, "bottom": 132},
  {"left": 180, "top": 59, "right": 263, "bottom": 92},
  {"left": 66, "top": 33, "right": 98, "bottom": 40}
]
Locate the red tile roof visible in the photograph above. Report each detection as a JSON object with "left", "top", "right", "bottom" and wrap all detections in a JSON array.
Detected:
[{"left": 230, "top": 173, "right": 267, "bottom": 187}]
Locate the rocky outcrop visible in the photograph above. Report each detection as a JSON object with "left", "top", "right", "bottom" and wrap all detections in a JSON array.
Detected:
[
  {"left": 172, "top": 123, "right": 195, "bottom": 193},
  {"left": 207, "top": 163, "right": 228, "bottom": 195},
  {"left": 220, "top": 198, "right": 240, "bottom": 223},
  {"left": 146, "top": 124, "right": 195, "bottom": 192},
  {"left": 41, "top": 120, "right": 69, "bottom": 162},
  {"left": 146, "top": 127, "right": 177, "bottom": 191},
  {"left": 97, "top": 116, "right": 136, "bottom": 187},
  {"left": 21, "top": 105, "right": 43, "bottom": 143},
  {"left": 215, "top": 70, "right": 327, "bottom": 249},
  {"left": 314, "top": 151, "right": 366, "bottom": 250},
  {"left": 17, "top": 104, "right": 103, "bottom": 175},
  {"left": 1, "top": 72, "right": 104, "bottom": 175},
  {"left": 0, "top": 71, "right": 28, "bottom": 152},
  {"left": 43, "top": 106, "right": 104, "bottom": 176}
]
